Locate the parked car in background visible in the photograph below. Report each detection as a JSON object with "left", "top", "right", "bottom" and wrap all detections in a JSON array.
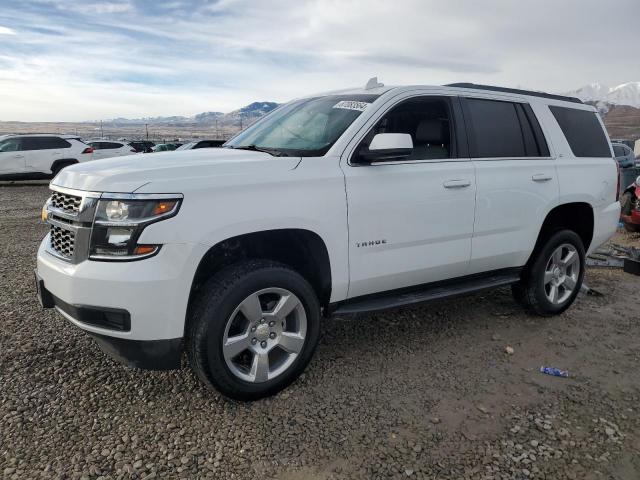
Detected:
[
  {"left": 88, "top": 140, "right": 137, "bottom": 160},
  {"left": 621, "top": 175, "right": 640, "bottom": 232},
  {"left": 129, "top": 141, "right": 156, "bottom": 153},
  {"left": 36, "top": 82, "right": 619, "bottom": 401},
  {"left": 612, "top": 142, "right": 635, "bottom": 168},
  {"left": 152, "top": 143, "right": 181, "bottom": 152},
  {"left": 0, "top": 134, "right": 93, "bottom": 180},
  {"left": 176, "top": 139, "right": 225, "bottom": 150}
]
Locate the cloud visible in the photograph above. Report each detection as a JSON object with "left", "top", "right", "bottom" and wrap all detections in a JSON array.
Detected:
[
  {"left": 0, "top": 26, "right": 17, "bottom": 35},
  {"left": 75, "top": 2, "right": 134, "bottom": 14},
  {"left": 0, "top": 0, "right": 639, "bottom": 121}
]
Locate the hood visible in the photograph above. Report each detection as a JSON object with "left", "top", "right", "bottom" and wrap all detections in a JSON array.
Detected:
[{"left": 52, "top": 148, "right": 301, "bottom": 193}]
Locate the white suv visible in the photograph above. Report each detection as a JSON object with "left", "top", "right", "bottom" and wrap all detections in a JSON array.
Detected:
[
  {"left": 36, "top": 82, "right": 620, "bottom": 400},
  {"left": 88, "top": 140, "right": 137, "bottom": 160},
  {"left": 0, "top": 134, "right": 94, "bottom": 180}
]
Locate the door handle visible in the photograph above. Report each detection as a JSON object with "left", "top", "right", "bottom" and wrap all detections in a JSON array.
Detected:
[
  {"left": 14, "top": 154, "right": 24, "bottom": 158},
  {"left": 532, "top": 174, "right": 552, "bottom": 182},
  {"left": 443, "top": 179, "right": 471, "bottom": 189}
]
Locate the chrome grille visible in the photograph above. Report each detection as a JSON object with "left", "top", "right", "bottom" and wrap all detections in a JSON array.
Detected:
[
  {"left": 50, "top": 191, "right": 82, "bottom": 214},
  {"left": 50, "top": 225, "right": 76, "bottom": 258}
]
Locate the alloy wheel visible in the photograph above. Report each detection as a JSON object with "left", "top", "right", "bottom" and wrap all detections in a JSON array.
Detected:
[
  {"left": 222, "top": 288, "right": 307, "bottom": 383},
  {"left": 543, "top": 243, "right": 580, "bottom": 305}
]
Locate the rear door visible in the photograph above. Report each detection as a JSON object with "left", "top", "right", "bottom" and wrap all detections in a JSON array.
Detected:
[
  {"left": 0, "top": 137, "right": 26, "bottom": 174},
  {"left": 460, "top": 96, "right": 558, "bottom": 273},
  {"left": 90, "top": 142, "right": 109, "bottom": 159},
  {"left": 343, "top": 94, "right": 476, "bottom": 298},
  {"left": 22, "top": 137, "right": 69, "bottom": 173}
]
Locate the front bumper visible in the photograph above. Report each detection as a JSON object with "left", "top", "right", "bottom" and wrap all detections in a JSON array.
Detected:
[
  {"left": 36, "top": 273, "right": 181, "bottom": 369},
  {"left": 36, "top": 235, "right": 208, "bottom": 367}
]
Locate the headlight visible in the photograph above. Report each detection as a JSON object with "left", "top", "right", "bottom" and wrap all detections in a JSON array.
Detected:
[{"left": 90, "top": 196, "right": 181, "bottom": 261}]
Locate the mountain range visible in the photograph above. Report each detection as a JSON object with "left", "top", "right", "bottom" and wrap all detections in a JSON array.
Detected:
[
  {"left": 104, "top": 101, "right": 280, "bottom": 127},
  {"left": 564, "top": 82, "right": 640, "bottom": 108}
]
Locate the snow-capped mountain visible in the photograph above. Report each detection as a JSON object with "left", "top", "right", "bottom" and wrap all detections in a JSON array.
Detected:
[
  {"left": 102, "top": 102, "right": 280, "bottom": 127},
  {"left": 565, "top": 82, "right": 640, "bottom": 107}
]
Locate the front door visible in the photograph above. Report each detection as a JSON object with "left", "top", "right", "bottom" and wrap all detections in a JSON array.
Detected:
[
  {"left": 0, "top": 137, "right": 26, "bottom": 175},
  {"left": 343, "top": 95, "right": 476, "bottom": 298}
]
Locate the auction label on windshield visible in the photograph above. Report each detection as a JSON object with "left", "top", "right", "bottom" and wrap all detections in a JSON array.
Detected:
[{"left": 333, "top": 100, "right": 370, "bottom": 112}]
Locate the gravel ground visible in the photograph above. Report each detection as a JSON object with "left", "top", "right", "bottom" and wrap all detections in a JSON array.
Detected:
[{"left": 1, "top": 184, "right": 640, "bottom": 480}]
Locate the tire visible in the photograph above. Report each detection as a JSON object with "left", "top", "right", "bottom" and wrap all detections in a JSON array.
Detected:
[
  {"left": 511, "top": 230, "right": 585, "bottom": 316},
  {"left": 620, "top": 192, "right": 634, "bottom": 216},
  {"left": 624, "top": 222, "right": 640, "bottom": 233},
  {"left": 186, "top": 260, "right": 321, "bottom": 401}
]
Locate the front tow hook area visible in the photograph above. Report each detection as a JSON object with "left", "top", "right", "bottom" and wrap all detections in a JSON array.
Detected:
[{"left": 34, "top": 269, "right": 54, "bottom": 308}]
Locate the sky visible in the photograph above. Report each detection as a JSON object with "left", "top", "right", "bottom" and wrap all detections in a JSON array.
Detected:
[{"left": 0, "top": 0, "right": 639, "bottom": 122}]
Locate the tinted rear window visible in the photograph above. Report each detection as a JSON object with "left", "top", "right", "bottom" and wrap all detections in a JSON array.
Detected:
[
  {"left": 22, "top": 136, "right": 71, "bottom": 150},
  {"left": 549, "top": 106, "right": 610, "bottom": 158},
  {"left": 465, "top": 99, "right": 524, "bottom": 157}
]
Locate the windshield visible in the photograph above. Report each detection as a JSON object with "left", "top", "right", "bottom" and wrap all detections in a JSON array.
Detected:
[
  {"left": 177, "top": 142, "right": 196, "bottom": 151},
  {"left": 225, "top": 94, "right": 379, "bottom": 157}
]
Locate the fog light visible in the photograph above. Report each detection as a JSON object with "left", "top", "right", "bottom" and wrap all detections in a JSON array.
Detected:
[{"left": 107, "top": 228, "right": 132, "bottom": 246}]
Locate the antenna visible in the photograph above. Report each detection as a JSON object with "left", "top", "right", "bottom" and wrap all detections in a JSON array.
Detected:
[{"left": 365, "top": 77, "right": 384, "bottom": 90}]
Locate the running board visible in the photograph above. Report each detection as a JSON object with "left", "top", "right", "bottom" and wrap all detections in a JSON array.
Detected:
[{"left": 332, "top": 269, "right": 522, "bottom": 315}]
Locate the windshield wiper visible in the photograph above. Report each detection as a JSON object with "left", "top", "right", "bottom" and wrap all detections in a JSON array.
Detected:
[{"left": 228, "top": 145, "right": 286, "bottom": 157}]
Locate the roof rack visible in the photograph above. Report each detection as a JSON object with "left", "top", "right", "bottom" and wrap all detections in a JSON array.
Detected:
[{"left": 445, "top": 83, "right": 583, "bottom": 104}]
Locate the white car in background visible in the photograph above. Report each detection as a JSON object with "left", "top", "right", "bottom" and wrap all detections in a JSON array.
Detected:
[
  {"left": 88, "top": 140, "right": 137, "bottom": 160},
  {"left": 0, "top": 134, "right": 94, "bottom": 180}
]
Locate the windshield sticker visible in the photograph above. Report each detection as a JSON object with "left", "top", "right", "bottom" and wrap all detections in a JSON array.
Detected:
[{"left": 332, "top": 100, "right": 370, "bottom": 112}]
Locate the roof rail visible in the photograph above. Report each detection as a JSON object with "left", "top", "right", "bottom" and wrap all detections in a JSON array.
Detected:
[{"left": 445, "top": 83, "right": 583, "bottom": 104}]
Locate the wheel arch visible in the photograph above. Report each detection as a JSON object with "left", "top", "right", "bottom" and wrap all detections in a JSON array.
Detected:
[
  {"left": 51, "top": 158, "right": 78, "bottom": 174},
  {"left": 186, "top": 228, "right": 332, "bottom": 333},
  {"left": 526, "top": 202, "right": 594, "bottom": 267}
]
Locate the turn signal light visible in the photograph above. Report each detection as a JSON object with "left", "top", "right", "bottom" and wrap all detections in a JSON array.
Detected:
[
  {"left": 133, "top": 245, "right": 158, "bottom": 256},
  {"left": 152, "top": 201, "right": 177, "bottom": 216}
]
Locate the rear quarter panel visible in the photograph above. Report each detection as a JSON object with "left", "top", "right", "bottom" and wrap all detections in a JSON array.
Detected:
[{"left": 534, "top": 100, "right": 620, "bottom": 254}]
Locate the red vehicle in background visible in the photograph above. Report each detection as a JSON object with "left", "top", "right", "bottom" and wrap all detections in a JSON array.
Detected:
[{"left": 621, "top": 175, "right": 640, "bottom": 232}]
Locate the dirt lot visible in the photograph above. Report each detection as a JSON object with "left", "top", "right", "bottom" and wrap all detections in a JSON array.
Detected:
[{"left": 1, "top": 184, "right": 640, "bottom": 480}]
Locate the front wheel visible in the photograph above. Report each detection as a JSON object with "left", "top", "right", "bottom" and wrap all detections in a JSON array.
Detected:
[
  {"left": 186, "top": 260, "right": 320, "bottom": 401},
  {"left": 512, "top": 230, "right": 585, "bottom": 316}
]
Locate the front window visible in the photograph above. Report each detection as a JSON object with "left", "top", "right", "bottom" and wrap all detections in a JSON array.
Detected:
[
  {"left": 225, "top": 94, "right": 380, "bottom": 157},
  {"left": 0, "top": 137, "right": 21, "bottom": 152}
]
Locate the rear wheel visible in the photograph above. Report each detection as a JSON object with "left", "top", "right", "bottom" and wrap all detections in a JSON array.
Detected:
[
  {"left": 186, "top": 260, "right": 320, "bottom": 401},
  {"left": 512, "top": 230, "right": 585, "bottom": 316}
]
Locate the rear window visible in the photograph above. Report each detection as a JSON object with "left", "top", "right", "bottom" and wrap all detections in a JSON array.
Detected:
[
  {"left": 91, "top": 141, "right": 124, "bottom": 149},
  {"left": 549, "top": 106, "right": 611, "bottom": 158},
  {"left": 22, "top": 136, "right": 71, "bottom": 150},
  {"left": 613, "top": 145, "right": 625, "bottom": 157},
  {"left": 463, "top": 98, "right": 548, "bottom": 158}
]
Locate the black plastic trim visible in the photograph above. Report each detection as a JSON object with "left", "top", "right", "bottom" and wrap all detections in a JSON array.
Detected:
[
  {"left": 55, "top": 296, "right": 131, "bottom": 331},
  {"left": 89, "top": 333, "right": 182, "bottom": 370},
  {"left": 38, "top": 279, "right": 132, "bottom": 332},
  {"left": 446, "top": 83, "right": 583, "bottom": 104},
  {"left": 330, "top": 267, "right": 522, "bottom": 315}
]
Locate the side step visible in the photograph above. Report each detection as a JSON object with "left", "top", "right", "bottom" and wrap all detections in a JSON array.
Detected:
[{"left": 332, "top": 269, "right": 522, "bottom": 315}]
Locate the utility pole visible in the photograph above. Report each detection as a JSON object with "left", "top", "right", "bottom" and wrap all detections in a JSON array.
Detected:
[
  {"left": 145, "top": 123, "right": 149, "bottom": 140},
  {"left": 100, "top": 120, "right": 103, "bottom": 139},
  {"left": 239, "top": 113, "right": 243, "bottom": 131}
]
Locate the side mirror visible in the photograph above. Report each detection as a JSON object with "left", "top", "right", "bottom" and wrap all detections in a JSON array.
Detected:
[{"left": 358, "top": 133, "right": 413, "bottom": 162}]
